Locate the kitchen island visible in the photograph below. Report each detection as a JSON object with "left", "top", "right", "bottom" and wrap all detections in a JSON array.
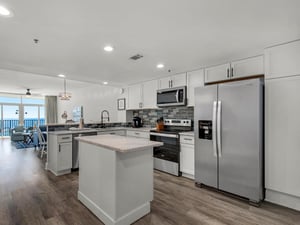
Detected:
[{"left": 75, "top": 134, "right": 163, "bottom": 225}]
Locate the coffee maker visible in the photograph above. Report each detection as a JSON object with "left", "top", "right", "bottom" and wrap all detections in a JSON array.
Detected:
[{"left": 132, "top": 116, "right": 143, "bottom": 128}]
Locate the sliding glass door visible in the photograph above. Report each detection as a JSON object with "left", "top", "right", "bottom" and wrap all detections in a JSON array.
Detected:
[{"left": 1, "top": 105, "right": 20, "bottom": 136}]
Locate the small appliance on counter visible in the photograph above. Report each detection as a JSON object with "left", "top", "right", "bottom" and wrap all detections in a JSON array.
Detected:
[{"left": 132, "top": 116, "right": 143, "bottom": 128}]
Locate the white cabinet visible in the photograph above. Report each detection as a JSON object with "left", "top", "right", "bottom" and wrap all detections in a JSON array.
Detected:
[
  {"left": 204, "top": 56, "right": 263, "bottom": 83},
  {"left": 127, "top": 80, "right": 158, "bottom": 110},
  {"left": 97, "top": 129, "right": 126, "bottom": 136},
  {"left": 48, "top": 134, "right": 72, "bottom": 176},
  {"left": 265, "top": 75, "right": 300, "bottom": 200},
  {"left": 126, "top": 130, "right": 149, "bottom": 139},
  {"left": 204, "top": 63, "right": 230, "bottom": 83},
  {"left": 231, "top": 56, "right": 264, "bottom": 79},
  {"left": 142, "top": 80, "right": 158, "bottom": 109},
  {"left": 187, "top": 69, "right": 204, "bottom": 106},
  {"left": 265, "top": 40, "right": 300, "bottom": 79},
  {"left": 180, "top": 134, "right": 195, "bottom": 179},
  {"left": 127, "top": 84, "right": 142, "bottom": 110},
  {"left": 159, "top": 73, "right": 187, "bottom": 89}
]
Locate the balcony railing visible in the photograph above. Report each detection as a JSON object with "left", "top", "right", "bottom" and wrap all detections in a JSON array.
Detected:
[{"left": 1, "top": 119, "right": 45, "bottom": 136}]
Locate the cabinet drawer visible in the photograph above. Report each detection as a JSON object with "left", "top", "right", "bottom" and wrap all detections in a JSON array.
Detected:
[
  {"left": 127, "top": 130, "right": 149, "bottom": 139},
  {"left": 57, "top": 134, "right": 72, "bottom": 143},
  {"left": 98, "top": 130, "right": 126, "bottom": 136},
  {"left": 180, "top": 135, "right": 194, "bottom": 145}
]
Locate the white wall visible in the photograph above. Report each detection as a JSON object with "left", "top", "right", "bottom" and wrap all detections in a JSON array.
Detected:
[{"left": 57, "top": 84, "right": 121, "bottom": 123}]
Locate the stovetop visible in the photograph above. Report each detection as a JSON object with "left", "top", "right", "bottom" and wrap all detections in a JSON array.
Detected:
[{"left": 150, "top": 119, "right": 193, "bottom": 134}]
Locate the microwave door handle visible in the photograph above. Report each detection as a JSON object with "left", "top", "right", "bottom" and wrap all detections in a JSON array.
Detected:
[
  {"left": 175, "top": 90, "right": 179, "bottom": 103},
  {"left": 212, "top": 101, "right": 218, "bottom": 157}
]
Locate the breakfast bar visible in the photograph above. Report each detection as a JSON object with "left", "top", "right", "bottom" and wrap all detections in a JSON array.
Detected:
[{"left": 75, "top": 134, "right": 163, "bottom": 225}]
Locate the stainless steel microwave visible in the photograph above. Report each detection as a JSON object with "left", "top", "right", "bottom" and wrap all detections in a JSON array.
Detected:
[{"left": 157, "top": 86, "right": 187, "bottom": 107}]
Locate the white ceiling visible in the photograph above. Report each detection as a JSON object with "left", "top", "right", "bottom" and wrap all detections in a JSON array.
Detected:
[{"left": 0, "top": 0, "right": 300, "bottom": 92}]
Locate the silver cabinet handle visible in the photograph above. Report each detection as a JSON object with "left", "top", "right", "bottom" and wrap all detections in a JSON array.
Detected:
[
  {"left": 62, "top": 137, "right": 70, "bottom": 139},
  {"left": 58, "top": 144, "right": 61, "bottom": 152},
  {"left": 110, "top": 132, "right": 116, "bottom": 135},
  {"left": 171, "top": 80, "right": 173, "bottom": 87},
  {"left": 217, "top": 101, "right": 222, "bottom": 157},
  {"left": 168, "top": 80, "right": 171, "bottom": 88},
  {"left": 212, "top": 101, "right": 218, "bottom": 157},
  {"left": 227, "top": 68, "right": 230, "bottom": 78},
  {"left": 134, "top": 132, "right": 140, "bottom": 135},
  {"left": 231, "top": 67, "right": 234, "bottom": 77}
]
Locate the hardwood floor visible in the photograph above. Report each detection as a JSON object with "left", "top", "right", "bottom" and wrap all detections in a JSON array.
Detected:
[{"left": 0, "top": 138, "right": 299, "bottom": 225}]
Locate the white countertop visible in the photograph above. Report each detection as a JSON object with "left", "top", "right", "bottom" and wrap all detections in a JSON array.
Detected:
[
  {"left": 75, "top": 134, "right": 163, "bottom": 153},
  {"left": 48, "top": 129, "right": 98, "bottom": 135}
]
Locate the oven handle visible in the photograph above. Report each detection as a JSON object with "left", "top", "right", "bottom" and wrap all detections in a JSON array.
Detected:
[
  {"left": 150, "top": 132, "right": 178, "bottom": 139},
  {"left": 175, "top": 90, "right": 179, "bottom": 103}
]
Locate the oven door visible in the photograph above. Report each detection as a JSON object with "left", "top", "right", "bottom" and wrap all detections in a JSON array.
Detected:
[{"left": 150, "top": 132, "right": 181, "bottom": 176}]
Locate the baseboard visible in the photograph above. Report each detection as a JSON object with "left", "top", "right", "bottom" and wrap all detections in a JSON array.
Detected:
[
  {"left": 181, "top": 172, "right": 195, "bottom": 180},
  {"left": 48, "top": 168, "right": 71, "bottom": 176},
  {"left": 78, "top": 191, "right": 150, "bottom": 225},
  {"left": 265, "top": 189, "right": 300, "bottom": 211}
]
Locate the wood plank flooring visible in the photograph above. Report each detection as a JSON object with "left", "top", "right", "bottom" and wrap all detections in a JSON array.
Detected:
[{"left": 0, "top": 138, "right": 299, "bottom": 225}]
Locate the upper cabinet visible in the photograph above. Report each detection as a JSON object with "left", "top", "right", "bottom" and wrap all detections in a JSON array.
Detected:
[
  {"left": 127, "top": 80, "right": 158, "bottom": 110},
  {"left": 265, "top": 40, "right": 300, "bottom": 79},
  {"left": 204, "top": 55, "right": 264, "bottom": 84},
  {"left": 187, "top": 69, "right": 204, "bottom": 106},
  {"left": 142, "top": 80, "right": 158, "bottom": 109},
  {"left": 127, "top": 84, "right": 142, "bottom": 110},
  {"left": 159, "top": 73, "right": 187, "bottom": 89}
]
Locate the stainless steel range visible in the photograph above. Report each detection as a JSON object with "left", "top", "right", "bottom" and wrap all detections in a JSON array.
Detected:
[{"left": 150, "top": 119, "right": 192, "bottom": 176}]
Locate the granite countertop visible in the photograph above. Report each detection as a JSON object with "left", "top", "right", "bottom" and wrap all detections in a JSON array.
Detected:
[
  {"left": 48, "top": 127, "right": 156, "bottom": 135},
  {"left": 48, "top": 129, "right": 99, "bottom": 135},
  {"left": 179, "top": 131, "right": 194, "bottom": 137},
  {"left": 75, "top": 134, "right": 163, "bottom": 153}
]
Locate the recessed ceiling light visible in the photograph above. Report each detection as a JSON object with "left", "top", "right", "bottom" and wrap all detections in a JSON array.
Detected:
[
  {"left": 156, "top": 64, "right": 165, "bottom": 69},
  {"left": 58, "top": 74, "right": 66, "bottom": 78},
  {"left": 104, "top": 45, "right": 114, "bottom": 52},
  {"left": 103, "top": 81, "right": 108, "bottom": 85},
  {"left": 0, "top": 6, "right": 11, "bottom": 17}
]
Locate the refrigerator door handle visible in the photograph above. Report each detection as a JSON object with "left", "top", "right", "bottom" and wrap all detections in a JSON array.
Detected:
[
  {"left": 217, "top": 101, "right": 222, "bottom": 157},
  {"left": 212, "top": 101, "right": 218, "bottom": 157}
]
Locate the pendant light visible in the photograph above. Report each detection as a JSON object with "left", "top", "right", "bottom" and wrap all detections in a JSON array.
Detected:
[{"left": 59, "top": 79, "right": 72, "bottom": 100}]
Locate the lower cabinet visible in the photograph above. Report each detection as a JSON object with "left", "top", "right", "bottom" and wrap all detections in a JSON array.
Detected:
[
  {"left": 97, "top": 129, "right": 126, "bottom": 136},
  {"left": 126, "top": 130, "right": 150, "bottom": 139},
  {"left": 48, "top": 134, "right": 72, "bottom": 176},
  {"left": 180, "top": 134, "right": 195, "bottom": 179}
]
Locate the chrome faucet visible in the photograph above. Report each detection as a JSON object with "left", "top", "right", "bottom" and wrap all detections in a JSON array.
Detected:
[{"left": 100, "top": 110, "right": 110, "bottom": 127}]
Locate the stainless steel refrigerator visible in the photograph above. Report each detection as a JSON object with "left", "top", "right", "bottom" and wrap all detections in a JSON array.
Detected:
[{"left": 194, "top": 78, "right": 264, "bottom": 203}]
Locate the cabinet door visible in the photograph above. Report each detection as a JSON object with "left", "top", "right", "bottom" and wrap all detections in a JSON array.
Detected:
[
  {"left": 231, "top": 55, "right": 264, "bottom": 79},
  {"left": 126, "top": 130, "right": 149, "bottom": 139},
  {"left": 57, "top": 142, "right": 72, "bottom": 171},
  {"left": 159, "top": 76, "right": 171, "bottom": 89},
  {"left": 127, "top": 84, "right": 142, "bottom": 109},
  {"left": 180, "top": 143, "right": 195, "bottom": 177},
  {"left": 187, "top": 69, "right": 204, "bottom": 106},
  {"left": 172, "top": 73, "right": 187, "bottom": 87},
  {"left": 265, "top": 76, "right": 300, "bottom": 198},
  {"left": 142, "top": 80, "right": 158, "bottom": 109},
  {"left": 265, "top": 40, "right": 300, "bottom": 79},
  {"left": 204, "top": 63, "right": 230, "bottom": 83}
]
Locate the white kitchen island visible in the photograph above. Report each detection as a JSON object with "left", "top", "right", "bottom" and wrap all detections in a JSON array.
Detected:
[{"left": 75, "top": 134, "right": 163, "bottom": 225}]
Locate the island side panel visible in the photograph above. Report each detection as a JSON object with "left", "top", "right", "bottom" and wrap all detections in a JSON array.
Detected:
[
  {"left": 115, "top": 148, "right": 153, "bottom": 221},
  {"left": 78, "top": 142, "right": 117, "bottom": 222}
]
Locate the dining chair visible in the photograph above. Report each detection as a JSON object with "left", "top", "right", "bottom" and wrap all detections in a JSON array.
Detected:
[{"left": 36, "top": 127, "right": 47, "bottom": 158}]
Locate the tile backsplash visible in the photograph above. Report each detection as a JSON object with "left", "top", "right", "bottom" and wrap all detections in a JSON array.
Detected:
[{"left": 132, "top": 106, "right": 194, "bottom": 126}]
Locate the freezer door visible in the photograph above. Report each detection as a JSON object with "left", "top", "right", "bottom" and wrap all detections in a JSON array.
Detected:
[
  {"left": 218, "top": 78, "right": 263, "bottom": 202},
  {"left": 194, "top": 85, "right": 218, "bottom": 188}
]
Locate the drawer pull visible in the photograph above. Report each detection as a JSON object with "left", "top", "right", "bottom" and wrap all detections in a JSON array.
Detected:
[
  {"left": 134, "top": 132, "right": 140, "bottom": 135},
  {"left": 110, "top": 132, "right": 116, "bottom": 135},
  {"left": 61, "top": 137, "right": 70, "bottom": 139},
  {"left": 184, "top": 138, "right": 193, "bottom": 141}
]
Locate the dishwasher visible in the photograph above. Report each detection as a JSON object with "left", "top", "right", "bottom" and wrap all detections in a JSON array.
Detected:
[{"left": 72, "top": 131, "right": 97, "bottom": 169}]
